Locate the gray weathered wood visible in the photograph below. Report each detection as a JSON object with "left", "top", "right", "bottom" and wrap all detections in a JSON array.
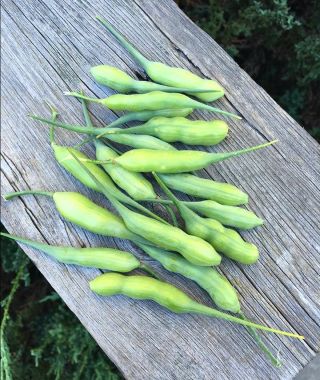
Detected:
[{"left": 1, "top": 1, "right": 319, "bottom": 379}]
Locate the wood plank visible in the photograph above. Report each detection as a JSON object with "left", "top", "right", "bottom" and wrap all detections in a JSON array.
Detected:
[{"left": 1, "top": 0, "right": 319, "bottom": 379}]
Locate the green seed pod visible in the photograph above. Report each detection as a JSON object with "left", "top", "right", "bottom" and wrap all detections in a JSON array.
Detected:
[
  {"left": 158, "top": 173, "right": 248, "bottom": 205},
  {"left": 45, "top": 105, "right": 164, "bottom": 223},
  {"left": 103, "top": 133, "right": 176, "bottom": 150},
  {"left": 67, "top": 148, "right": 221, "bottom": 266},
  {"left": 95, "top": 140, "right": 157, "bottom": 200},
  {"left": 4, "top": 190, "right": 141, "bottom": 242},
  {"left": 187, "top": 201, "right": 263, "bottom": 229},
  {"left": 103, "top": 116, "right": 228, "bottom": 146},
  {"left": 137, "top": 243, "right": 240, "bottom": 313},
  {"left": 109, "top": 196, "right": 221, "bottom": 266},
  {"left": 65, "top": 91, "right": 240, "bottom": 119},
  {"left": 91, "top": 65, "right": 216, "bottom": 94},
  {"left": 90, "top": 273, "right": 304, "bottom": 338},
  {"left": 98, "top": 141, "right": 276, "bottom": 173},
  {"left": 96, "top": 17, "right": 224, "bottom": 102},
  {"left": 1, "top": 232, "right": 140, "bottom": 272},
  {"left": 32, "top": 114, "right": 177, "bottom": 151},
  {"left": 153, "top": 173, "right": 259, "bottom": 264}
]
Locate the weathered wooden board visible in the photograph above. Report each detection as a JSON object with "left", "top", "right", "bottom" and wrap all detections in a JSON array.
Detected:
[{"left": 1, "top": 1, "right": 319, "bottom": 379}]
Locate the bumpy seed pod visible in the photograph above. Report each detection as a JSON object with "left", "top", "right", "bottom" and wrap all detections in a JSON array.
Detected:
[
  {"left": 90, "top": 273, "right": 303, "bottom": 339},
  {"left": 69, "top": 152, "right": 221, "bottom": 267},
  {"left": 80, "top": 97, "right": 157, "bottom": 201},
  {"left": 46, "top": 105, "right": 165, "bottom": 223},
  {"left": 4, "top": 191, "right": 146, "bottom": 243},
  {"left": 157, "top": 173, "right": 248, "bottom": 205},
  {"left": 137, "top": 243, "right": 281, "bottom": 366},
  {"left": 89, "top": 141, "right": 277, "bottom": 174},
  {"left": 95, "top": 140, "right": 156, "bottom": 200},
  {"left": 1, "top": 232, "right": 140, "bottom": 272},
  {"left": 96, "top": 17, "right": 224, "bottom": 102},
  {"left": 32, "top": 114, "right": 177, "bottom": 151},
  {"left": 104, "top": 117, "right": 228, "bottom": 146},
  {"left": 187, "top": 200, "right": 263, "bottom": 230},
  {"left": 91, "top": 65, "right": 217, "bottom": 94},
  {"left": 137, "top": 243, "right": 240, "bottom": 312},
  {"left": 149, "top": 198, "right": 263, "bottom": 230},
  {"left": 65, "top": 91, "right": 240, "bottom": 119},
  {"left": 153, "top": 173, "right": 259, "bottom": 264}
]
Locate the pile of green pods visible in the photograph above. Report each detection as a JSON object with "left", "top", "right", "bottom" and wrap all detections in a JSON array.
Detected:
[{"left": 4, "top": 16, "right": 301, "bottom": 368}]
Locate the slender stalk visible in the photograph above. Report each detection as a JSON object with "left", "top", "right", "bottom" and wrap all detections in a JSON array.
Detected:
[
  {"left": 208, "top": 140, "right": 278, "bottom": 164},
  {"left": 139, "top": 263, "right": 161, "bottom": 280},
  {"left": 64, "top": 92, "right": 103, "bottom": 104},
  {"left": 96, "top": 16, "right": 150, "bottom": 69},
  {"left": 3, "top": 190, "right": 54, "bottom": 201},
  {"left": 238, "top": 311, "right": 282, "bottom": 367},
  {"left": 163, "top": 204, "right": 179, "bottom": 227}
]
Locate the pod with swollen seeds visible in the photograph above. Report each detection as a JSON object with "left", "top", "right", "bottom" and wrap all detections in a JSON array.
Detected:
[
  {"left": 157, "top": 173, "right": 248, "bottom": 205},
  {"left": 105, "top": 117, "right": 229, "bottom": 146},
  {"left": 47, "top": 106, "right": 164, "bottom": 222},
  {"left": 96, "top": 17, "right": 224, "bottom": 102},
  {"left": 90, "top": 65, "right": 216, "bottom": 94},
  {"left": 65, "top": 91, "right": 240, "bottom": 119},
  {"left": 69, "top": 152, "right": 221, "bottom": 267},
  {"left": 1, "top": 232, "right": 141, "bottom": 272},
  {"left": 89, "top": 273, "right": 303, "bottom": 339},
  {"left": 149, "top": 198, "right": 263, "bottom": 230},
  {"left": 4, "top": 191, "right": 146, "bottom": 243},
  {"left": 91, "top": 141, "right": 277, "bottom": 174},
  {"left": 32, "top": 114, "right": 177, "bottom": 151},
  {"left": 153, "top": 173, "right": 259, "bottom": 264},
  {"left": 80, "top": 98, "right": 157, "bottom": 201}
]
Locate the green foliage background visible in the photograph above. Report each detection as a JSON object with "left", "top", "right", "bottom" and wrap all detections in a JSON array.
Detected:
[{"left": 1, "top": 1, "right": 319, "bottom": 379}]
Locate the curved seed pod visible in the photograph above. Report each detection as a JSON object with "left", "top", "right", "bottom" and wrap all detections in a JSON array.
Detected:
[
  {"left": 153, "top": 173, "right": 259, "bottom": 264},
  {"left": 91, "top": 65, "right": 216, "bottom": 94},
  {"left": 69, "top": 153, "right": 221, "bottom": 267},
  {"left": 1, "top": 232, "right": 140, "bottom": 272},
  {"left": 4, "top": 191, "right": 144, "bottom": 242},
  {"left": 103, "top": 133, "right": 176, "bottom": 150},
  {"left": 137, "top": 244, "right": 280, "bottom": 366},
  {"left": 158, "top": 173, "right": 248, "bottom": 205},
  {"left": 99, "top": 117, "right": 228, "bottom": 146},
  {"left": 80, "top": 98, "right": 157, "bottom": 201},
  {"left": 96, "top": 17, "right": 224, "bottom": 102},
  {"left": 31, "top": 115, "right": 177, "bottom": 151},
  {"left": 94, "top": 141, "right": 276, "bottom": 173},
  {"left": 46, "top": 106, "right": 165, "bottom": 223},
  {"left": 105, "top": 108, "right": 194, "bottom": 130},
  {"left": 95, "top": 140, "right": 157, "bottom": 200},
  {"left": 105, "top": 195, "right": 221, "bottom": 266},
  {"left": 187, "top": 201, "right": 263, "bottom": 230},
  {"left": 65, "top": 91, "right": 240, "bottom": 119},
  {"left": 90, "top": 273, "right": 303, "bottom": 339},
  {"left": 148, "top": 198, "right": 263, "bottom": 230},
  {"left": 137, "top": 243, "right": 240, "bottom": 313}
]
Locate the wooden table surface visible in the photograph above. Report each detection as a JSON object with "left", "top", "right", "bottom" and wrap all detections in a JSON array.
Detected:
[{"left": 1, "top": 1, "right": 319, "bottom": 379}]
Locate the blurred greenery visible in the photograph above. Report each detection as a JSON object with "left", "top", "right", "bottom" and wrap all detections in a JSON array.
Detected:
[
  {"left": 177, "top": 0, "right": 320, "bottom": 140},
  {"left": 1, "top": 1, "right": 319, "bottom": 379}
]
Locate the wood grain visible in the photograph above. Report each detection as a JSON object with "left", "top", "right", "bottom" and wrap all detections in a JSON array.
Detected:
[{"left": 1, "top": 1, "right": 319, "bottom": 379}]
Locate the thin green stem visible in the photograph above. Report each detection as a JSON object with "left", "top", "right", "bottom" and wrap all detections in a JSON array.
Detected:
[
  {"left": 139, "top": 263, "right": 161, "bottom": 280},
  {"left": 64, "top": 91, "right": 103, "bottom": 104},
  {"left": 163, "top": 204, "right": 178, "bottom": 227},
  {"left": 198, "top": 103, "right": 242, "bottom": 119},
  {"left": 3, "top": 190, "right": 54, "bottom": 201},
  {"left": 238, "top": 311, "right": 282, "bottom": 367},
  {"left": 80, "top": 96, "right": 94, "bottom": 128},
  {"left": 96, "top": 16, "right": 149, "bottom": 69}
]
